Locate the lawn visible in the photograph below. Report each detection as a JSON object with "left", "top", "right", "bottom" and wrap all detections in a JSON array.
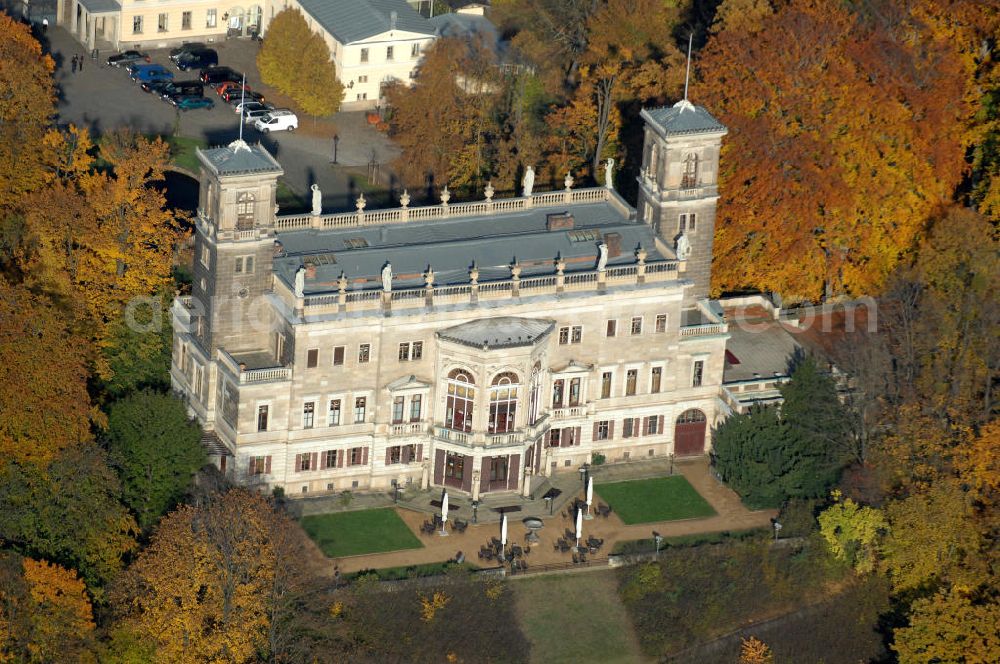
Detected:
[
  {"left": 513, "top": 569, "right": 646, "bottom": 664},
  {"left": 596, "top": 476, "right": 716, "bottom": 524},
  {"left": 300, "top": 508, "right": 423, "bottom": 558},
  {"left": 160, "top": 135, "right": 207, "bottom": 173}
]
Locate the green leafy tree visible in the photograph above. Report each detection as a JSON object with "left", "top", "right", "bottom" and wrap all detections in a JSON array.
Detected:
[
  {"left": 0, "top": 445, "right": 137, "bottom": 589},
  {"left": 817, "top": 491, "right": 887, "bottom": 574},
  {"left": 105, "top": 390, "right": 206, "bottom": 531},
  {"left": 100, "top": 290, "right": 172, "bottom": 399}
]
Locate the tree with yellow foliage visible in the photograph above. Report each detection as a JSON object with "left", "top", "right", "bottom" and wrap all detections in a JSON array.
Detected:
[
  {"left": 892, "top": 587, "right": 1000, "bottom": 664},
  {"left": 739, "top": 635, "right": 774, "bottom": 664}
]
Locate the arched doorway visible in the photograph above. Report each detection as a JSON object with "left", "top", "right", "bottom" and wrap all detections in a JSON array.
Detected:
[{"left": 674, "top": 409, "right": 707, "bottom": 456}]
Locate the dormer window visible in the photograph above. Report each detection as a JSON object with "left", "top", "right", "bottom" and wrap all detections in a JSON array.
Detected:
[
  {"left": 236, "top": 191, "right": 255, "bottom": 230},
  {"left": 681, "top": 154, "right": 699, "bottom": 189}
]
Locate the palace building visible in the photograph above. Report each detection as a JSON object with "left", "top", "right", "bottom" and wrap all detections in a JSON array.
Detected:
[{"left": 171, "top": 100, "right": 736, "bottom": 499}]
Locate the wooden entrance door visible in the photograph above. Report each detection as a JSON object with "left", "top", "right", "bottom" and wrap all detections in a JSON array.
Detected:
[{"left": 674, "top": 409, "right": 707, "bottom": 456}]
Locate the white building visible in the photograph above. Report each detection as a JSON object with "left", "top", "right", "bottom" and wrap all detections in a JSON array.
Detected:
[{"left": 171, "top": 102, "right": 733, "bottom": 498}]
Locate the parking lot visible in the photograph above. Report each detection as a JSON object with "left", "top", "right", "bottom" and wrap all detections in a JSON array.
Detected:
[{"left": 46, "top": 27, "right": 399, "bottom": 211}]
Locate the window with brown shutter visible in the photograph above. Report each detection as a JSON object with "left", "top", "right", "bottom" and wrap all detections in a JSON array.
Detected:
[{"left": 307, "top": 349, "right": 319, "bottom": 368}]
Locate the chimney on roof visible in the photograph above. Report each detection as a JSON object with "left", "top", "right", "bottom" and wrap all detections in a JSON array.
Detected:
[
  {"left": 546, "top": 212, "right": 575, "bottom": 231},
  {"left": 605, "top": 232, "right": 622, "bottom": 258},
  {"left": 389, "top": 10, "right": 397, "bottom": 30}
]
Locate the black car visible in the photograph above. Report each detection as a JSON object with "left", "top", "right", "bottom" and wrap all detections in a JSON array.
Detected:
[
  {"left": 200, "top": 66, "right": 241, "bottom": 86},
  {"left": 176, "top": 49, "right": 218, "bottom": 71},
  {"left": 226, "top": 90, "right": 266, "bottom": 106},
  {"left": 107, "top": 50, "right": 150, "bottom": 67},
  {"left": 159, "top": 80, "right": 204, "bottom": 100},
  {"left": 141, "top": 79, "right": 173, "bottom": 94},
  {"left": 169, "top": 42, "right": 207, "bottom": 62}
]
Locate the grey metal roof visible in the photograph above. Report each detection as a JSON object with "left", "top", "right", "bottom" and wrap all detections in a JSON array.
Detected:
[
  {"left": 643, "top": 100, "right": 727, "bottom": 137},
  {"left": 198, "top": 140, "right": 283, "bottom": 177},
  {"left": 428, "top": 12, "right": 497, "bottom": 42},
  {"left": 438, "top": 317, "right": 554, "bottom": 349},
  {"left": 78, "top": 0, "right": 120, "bottom": 13},
  {"left": 297, "top": 0, "right": 434, "bottom": 44},
  {"left": 723, "top": 322, "right": 802, "bottom": 383},
  {"left": 274, "top": 201, "right": 667, "bottom": 293}
]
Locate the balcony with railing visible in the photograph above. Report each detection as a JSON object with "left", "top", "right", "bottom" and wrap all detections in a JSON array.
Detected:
[
  {"left": 433, "top": 417, "right": 550, "bottom": 449},
  {"left": 389, "top": 422, "right": 426, "bottom": 437}
]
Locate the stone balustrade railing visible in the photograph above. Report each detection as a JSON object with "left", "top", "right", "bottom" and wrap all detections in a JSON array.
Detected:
[
  {"left": 274, "top": 187, "right": 616, "bottom": 232},
  {"left": 679, "top": 322, "right": 728, "bottom": 337},
  {"left": 298, "top": 260, "right": 679, "bottom": 317}
]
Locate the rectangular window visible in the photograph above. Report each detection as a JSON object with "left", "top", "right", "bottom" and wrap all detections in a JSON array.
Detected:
[
  {"left": 358, "top": 344, "right": 370, "bottom": 363},
  {"left": 206, "top": 8, "right": 217, "bottom": 28},
  {"left": 234, "top": 257, "right": 244, "bottom": 274},
  {"left": 631, "top": 317, "right": 643, "bottom": 335},
  {"left": 645, "top": 415, "right": 660, "bottom": 435},
  {"left": 623, "top": 418, "right": 636, "bottom": 438},
  {"left": 302, "top": 402, "right": 315, "bottom": 429},
  {"left": 392, "top": 396, "right": 405, "bottom": 424},
  {"left": 386, "top": 46, "right": 394, "bottom": 61},
  {"left": 411, "top": 341, "right": 423, "bottom": 360},
  {"left": 626, "top": 369, "right": 638, "bottom": 396},
  {"left": 552, "top": 379, "right": 565, "bottom": 408},
  {"left": 307, "top": 349, "right": 318, "bottom": 368},
  {"left": 489, "top": 456, "right": 508, "bottom": 482},
  {"left": 257, "top": 405, "right": 269, "bottom": 432},
  {"left": 158, "top": 13, "right": 168, "bottom": 32},
  {"left": 558, "top": 327, "right": 570, "bottom": 345},
  {"left": 182, "top": 11, "right": 191, "bottom": 29},
  {"left": 651, "top": 366, "right": 662, "bottom": 393},
  {"left": 388, "top": 445, "right": 401, "bottom": 464},
  {"left": 549, "top": 429, "right": 562, "bottom": 447},
  {"left": 398, "top": 342, "right": 410, "bottom": 361},
  {"left": 354, "top": 397, "right": 366, "bottom": 423},
  {"left": 606, "top": 319, "right": 617, "bottom": 337},
  {"left": 200, "top": 244, "right": 209, "bottom": 267},
  {"left": 410, "top": 395, "right": 422, "bottom": 422},
  {"left": 571, "top": 326, "right": 583, "bottom": 344},
  {"left": 332, "top": 346, "right": 345, "bottom": 366},
  {"left": 595, "top": 420, "right": 610, "bottom": 441},
  {"left": 328, "top": 399, "right": 341, "bottom": 426},
  {"left": 350, "top": 447, "right": 363, "bottom": 465},
  {"left": 568, "top": 378, "right": 581, "bottom": 406},
  {"left": 244, "top": 256, "right": 254, "bottom": 273},
  {"left": 693, "top": 360, "right": 704, "bottom": 387},
  {"left": 133, "top": 16, "right": 143, "bottom": 33},
  {"left": 679, "top": 212, "right": 697, "bottom": 232},
  {"left": 601, "top": 371, "right": 612, "bottom": 399},
  {"left": 655, "top": 314, "right": 668, "bottom": 333},
  {"left": 324, "top": 450, "right": 338, "bottom": 468},
  {"left": 360, "top": 48, "right": 369, "bottom": 63},
  {"left": 358, "top": 75, "right": 368, "bottom": 83},
  {"left": 296, "top": 453, "right": 313, "bottom": 472},
  {"left": 411, "top": 42, "right": 420, "bottom": 58},
  {"left": 249, "top": 455, "right": 270, "bottom": 475}
]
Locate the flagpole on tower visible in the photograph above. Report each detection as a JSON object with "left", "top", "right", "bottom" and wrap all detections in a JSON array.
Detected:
[
  {"left": 683, "top": 33, "right": 693, "bottom": 102},
  {"left": 238, "top": 72, "right": 246, "bottom": 142}
]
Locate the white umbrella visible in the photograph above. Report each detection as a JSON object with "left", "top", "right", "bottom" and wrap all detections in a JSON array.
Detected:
[
  {"left": 575, "top": 507, "right": 583, "bottom": 549},
  {"left": 440, "top": 491, "right": 449, "bottom": 534},
  {"left": 586, "top": 476, "right": 594, "bottom": 516},
  {"left": 500, "top": 513, "right": 508, "bottom": 548}
]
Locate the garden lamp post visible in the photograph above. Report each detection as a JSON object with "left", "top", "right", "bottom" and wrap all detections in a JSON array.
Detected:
[
  {"left": 653, "top": 531, "right": 664, "bottom": 557},
  {"left": 773, "top": 521, "right": 783, "bottom": 541},
  {"left": 332, "top": 134, "right": 339, "bottom": 164},
  {"left": 471, "top": 499, "right": 479, "bottom": 524},
  {"left": 391, "top": 479, "right": 399, "bottom": 504}
]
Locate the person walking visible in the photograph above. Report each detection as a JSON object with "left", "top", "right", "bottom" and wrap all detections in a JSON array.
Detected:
[
  {"left": 41, "top": 17, "right": 48, "bottom": 33},
  {"left": 71, "top": 55, "right": 78, "bottom": 73},
  {"left": 78, "top": 55, "right": 84, "bottom": 72}
]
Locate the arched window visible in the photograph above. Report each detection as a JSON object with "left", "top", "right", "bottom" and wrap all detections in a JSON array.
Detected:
[
  {"left": 489, "top": 372, "right": 520, "bottom": 433},
  {"left": 445, "top": 369, "right": 476, "bottom": 432},
  {"left": 681, "top": 153, "right": 699, "bottom": 189},
  {"left": 236, "top": 191, "right": 255, "bottom": 229},
  {"left": 676, "top": 409, "right": 706, "bottom": 424}
]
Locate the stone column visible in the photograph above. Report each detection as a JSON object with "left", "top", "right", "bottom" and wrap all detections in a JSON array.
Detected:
[
  {"left": 400, "top": 189, "right": 410, "bottom": 222},
  {"left": 636, "top": 246, "right": 647, "bottom": 283},
  {"left": 469, "top": 263, "right": 479, "bottom": 303},
  {"left": 510, "top": 261, "right": 521, "bottom": 297},
  {"left": 471, "top": 468, "right": 481, "bottom": 501},
  {"left": 555, "top": 256, "right": 565, "bottom": 292}
]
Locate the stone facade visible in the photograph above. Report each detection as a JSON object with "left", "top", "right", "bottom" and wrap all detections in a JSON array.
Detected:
[{"left": 171, "top": 103, "right": 731, "bottom": 498}]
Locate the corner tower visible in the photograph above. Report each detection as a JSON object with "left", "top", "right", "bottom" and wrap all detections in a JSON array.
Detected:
[
  {"left": 190, "top": 140, "right": 283, "bottom": 355},
  {"left": 636, "top": 100, "right": 727, "bottom": 301}
]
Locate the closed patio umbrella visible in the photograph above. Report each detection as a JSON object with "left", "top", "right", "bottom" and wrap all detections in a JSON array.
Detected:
[
  {"left": 440, "top": 491, "right": 449, "bottom": 534},
  {"left": 501, "top": 513, "right": 508, "bottom": 548},
  {"left": 586, "top": 476, "right": 594, "bottom": 516},
  {"left": 575, "top": 507, "right": 583, "bottom": 550}
]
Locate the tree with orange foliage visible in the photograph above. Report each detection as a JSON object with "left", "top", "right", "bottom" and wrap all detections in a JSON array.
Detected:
[
  {"left": 739, "top": 635, "right": 774, "bottom": 664},
  {"left": 0, "top": 553, "right": 95, "bottom": 662},
  {"left": 699, "top": 0, "right": 987, "bottom": 300},
  {"left": 112, "top": 488, "right": 318, "bottom": 663},
  {"left": 0, "top": 282, "right": 94, "bottom": 467}
]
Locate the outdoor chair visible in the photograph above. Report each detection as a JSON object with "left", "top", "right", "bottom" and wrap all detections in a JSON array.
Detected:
[
  {"left": 559, "top": 541, "right": 571, "bottom": 553},
  {"left": 579, "top": 551, "right": 587, "bottom": 563},
  {"left": 572, "top": 553, "right": 579, "bottom": 564}
]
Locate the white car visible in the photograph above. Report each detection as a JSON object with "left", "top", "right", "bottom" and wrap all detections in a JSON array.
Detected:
[{"left": 253, "top": 110, "right": 298, "bottom": 133}]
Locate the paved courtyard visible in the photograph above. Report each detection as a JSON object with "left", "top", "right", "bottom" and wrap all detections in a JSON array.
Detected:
[
  {"left": 43, "top": 26, "right": 399, "bottom": 211},
  {"left": 317, "top": 458, "right": 777, "bottom": 575}
]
